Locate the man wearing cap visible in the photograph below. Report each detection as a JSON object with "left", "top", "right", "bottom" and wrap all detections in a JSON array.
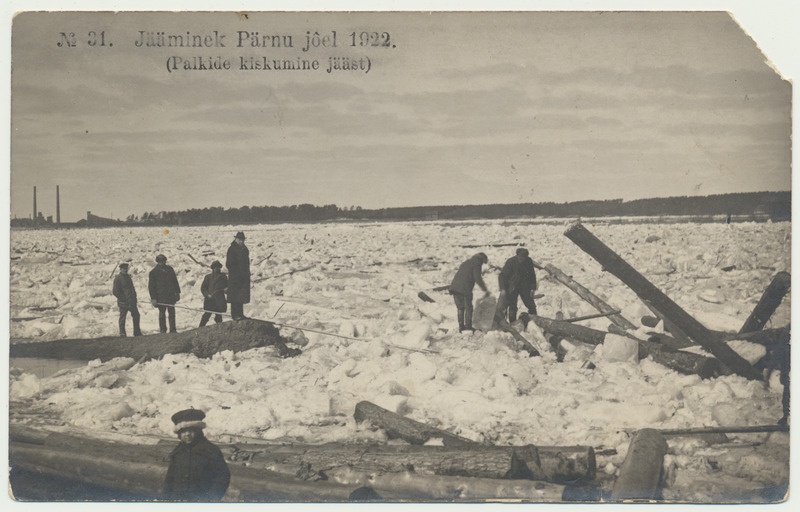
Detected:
[
  {"left": 148, "top": 254, "right": 181, "bottom": 333},
  {"left": 199, "top": 260, "right": 228, "bottom": 327},
  {"left": 448, "top": 252, "right": 490, "bottom": 332},
  {"left": 495, "top": 247, "right": 538, "bottom": 324},
  {"left": 163, "top": 408, "right": 230, "bottom": 501},
  {"left": 225, "top": 232, "right": 250, "bottom": 320},
  {"left": 112, "top": 263, "right": 142, "bottom": 337}
]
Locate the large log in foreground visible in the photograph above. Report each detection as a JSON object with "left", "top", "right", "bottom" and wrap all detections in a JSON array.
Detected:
[
  {"left": 9, "top": 427, "right": 569, "bottom": 501},
  {"left": 9, "top": 320, "right": 285, "bottom": 362},
  {"left": 564, "top": 222, "right": 762, "bottom": 381}
]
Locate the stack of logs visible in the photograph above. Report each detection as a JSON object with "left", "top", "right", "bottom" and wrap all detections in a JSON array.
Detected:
[{"left": 10, "top": 400, "right": 597, "bottom": 502}]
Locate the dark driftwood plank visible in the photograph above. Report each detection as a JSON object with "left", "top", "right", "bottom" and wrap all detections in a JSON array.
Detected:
[{"left": 739, "top": 271, "right": 791, "bottom": 334}]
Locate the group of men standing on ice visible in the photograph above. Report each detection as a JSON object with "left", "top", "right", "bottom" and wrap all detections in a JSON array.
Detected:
[
  {"left": 112, "top": 231, "right": 251, "bottom": 337},
  {"left": 448, "top": 247, "right": 539, "bottom": 333}
]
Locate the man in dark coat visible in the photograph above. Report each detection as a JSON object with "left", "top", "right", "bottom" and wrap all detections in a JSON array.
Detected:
[
  {"left": 112, "top": 262, "right": 141, "bottom": 337},
  {"left": 149, "top": 254, "right": 181, "bottom": 333},
  {"left": 199, "top": 260, "right": 228, "bottom": 327},
  {"left": 163, "top": 408, "right": 230, "bottom": 502},
  {"left": 448, "top": 252, "right": 490, "bottom": 332},
  {"left": 495, "top": 247, "right": 538, "bottom": 324},
  {"left": 225, "top": 231, "right": 250, "bottom": 320}
]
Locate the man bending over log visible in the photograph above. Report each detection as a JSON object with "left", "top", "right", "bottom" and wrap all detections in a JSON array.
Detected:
[
  {"left": 494, "top": 247, "right": 538, "bottom": 324},
  {"left": 448, "top": 252, "right": 490, "bottom": 333}
]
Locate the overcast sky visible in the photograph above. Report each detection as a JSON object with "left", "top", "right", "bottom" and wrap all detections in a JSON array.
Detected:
[{"left": 9, "top": 10, "right": 791, "bottom": 222}]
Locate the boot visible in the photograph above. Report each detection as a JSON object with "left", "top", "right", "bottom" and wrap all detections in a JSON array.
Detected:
[
  {"left": 169, "top": 316, "right": 177, "bottom": 333},
  {"left": 199, "top": 313, "right": 210, "bottom": 327},
  {"left": 158, "top": 316, "right": 167, "bottom": 333},
  {"left": 456, "top": 308, "right": 466, "bottom": 332},
  {"left": 463, "top": 313, "right": 475, "bottom": 333}
]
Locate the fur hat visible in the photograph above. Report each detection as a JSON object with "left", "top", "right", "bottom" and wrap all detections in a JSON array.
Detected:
[
  {"left": 118, "top": 262, "right": 129, "bottom": 269},
  {"left": 475, "top": 252, "right": 488, "bottom": 264},
  {"left": 234, "top": 231, "right": 246, "bottom": 240},
  {"left": 156, "top": 254, "right": 167, "bottom": 263},
  {"left": 171, "top": 408, "right": 206, "bottom": 433},
  {"left": 210, "top": 260, "right": 223, "bottom": 269},
  {"left": 516, "top": 248, "right": 529, "bottom": 257}
]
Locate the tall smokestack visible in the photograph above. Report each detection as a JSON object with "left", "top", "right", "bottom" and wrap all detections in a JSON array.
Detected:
[
  {"left": 33, "top": 186, "right": 37, "bottom": 221},
  {"left": 56, "top": 186, "right": 61, "bottom": 224}
]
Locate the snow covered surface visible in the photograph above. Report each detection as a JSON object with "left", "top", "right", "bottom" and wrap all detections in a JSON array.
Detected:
[{"left": 7, "top": 219, "right": 793, "bottom": 505}]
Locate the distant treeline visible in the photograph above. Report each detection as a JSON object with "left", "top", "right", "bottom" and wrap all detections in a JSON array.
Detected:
[
  {"left": 129, "top": 191, "right": 790, "bottom": 225},
  {"left": 10, "top": 191, "right": 791, "bottom": 228}
]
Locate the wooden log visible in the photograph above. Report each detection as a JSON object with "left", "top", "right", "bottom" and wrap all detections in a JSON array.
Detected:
[
  {"left": 324, "top": 467, "right": 566, "bottom": 501},
  {"left": 637, "top": 337, "right": 722, "bottom": 379},
  {"left": 9, "top": 428, "right": 585, "bottom": 500},
  {"left": 353, "top": 400, "right": 477, "bottom": 448},
  {"left": 659, "top": 424, "right": 788, "bottom": 436},
  {"left": 739, "top": 271, "right": 791, "bottom": 334},
  {"left": 718, "top": 326, "right": 790, "bottom": 346},
  {"left": 564, "top": 310, "right": 621, "bottom": 323},
  {"left": 496, "top": 318, "right": 542, "bottom": 356},
  {"left": 528, "top": 315, "right": 720, "bottom": 378},
  {"left": 229, "top": 441, "right": 594, "bottom": 484},
  {"left": 233, "top": 442, "right": 538, "bottom": 480},
  {"left": 527, "top": 315, "right": 607, "bottom": 345},
  {"left": 541, "top": 262, "right": 637, "bottom": 330},
  {"left": 610, "top": 428, "right": 667, "bottom": 502},
  {"left": 9, "top": 319, "right": 285, "bottom": 362},
  {"left": 647, "top": 333, "right": 693, "bottom": 351},
  {"left": 564, "top": 222, "right": 762, "bottom": 381},
  {"left": 642, "top": 299, "right": 694, "bottom": 346}
]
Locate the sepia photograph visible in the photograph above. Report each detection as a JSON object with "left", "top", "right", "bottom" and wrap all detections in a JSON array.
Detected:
[{"left": 4, "top": 1, "right": 795, "bottom": 508}]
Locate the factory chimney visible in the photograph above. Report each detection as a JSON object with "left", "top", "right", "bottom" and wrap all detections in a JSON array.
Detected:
[
  {"left": 56, "top": 185, "right": 61, "bottom": 224},
  {"left": 33, "top": 186, "right": 37, "bottom": 221}
]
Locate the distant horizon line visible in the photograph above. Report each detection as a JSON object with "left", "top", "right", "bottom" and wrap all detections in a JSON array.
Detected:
[{"left": 11, "top": 189, "right": 791, "bottom": 225}]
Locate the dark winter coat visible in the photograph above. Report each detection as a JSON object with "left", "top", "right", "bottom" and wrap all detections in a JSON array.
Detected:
[
  {"left": 448, "top": 254, "right": 488, "bottom": 296},
  {"left": 225, "top": 242, "right": 250, "bottom": 304},
  {"left": 162, "top": 433, "right": 230, "bottom": 501},
  {"left": 149, "top": 264, "right": 181, "bottom": 304},
  {"left": 112, "top": 273, "right": 137, "bottom": 307},
  {"left": 498, "top": 255, "right": 537, "bottom": 293},
  {"left": 201, "top": 271, "right": 228, "bottom": 313}
]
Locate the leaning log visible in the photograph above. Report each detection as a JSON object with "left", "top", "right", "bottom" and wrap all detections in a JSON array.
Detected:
[
  {"left": 564, "top": 222, "right": 762, "bottom": 381},
  {"left": 739, "top": 271, "right": 791, "bottom": 333},
  {"left": 610, "top": 428, "right": 667, "bottom": 501},
  {"left": 540, "top": 262, "right": 636, "bottom": 330},
  {"left": 354, "top": 400, "right": 477, "bottom": 448},
  {"left": 9, "top": 319, "right": 286, "bottom": 362}
]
